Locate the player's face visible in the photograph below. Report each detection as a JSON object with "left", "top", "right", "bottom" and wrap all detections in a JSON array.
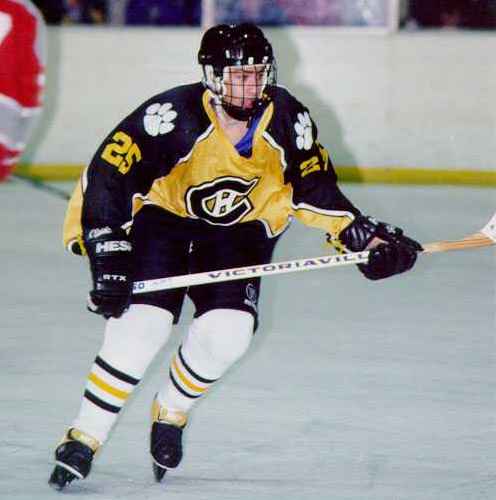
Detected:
[{"left": 222, "top": 64, "right": 268, "bottom": 110}]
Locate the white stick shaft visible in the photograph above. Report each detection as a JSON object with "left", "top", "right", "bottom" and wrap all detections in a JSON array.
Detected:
[{"left": 133, "top": 251, "right": 370, "bottom": 294}]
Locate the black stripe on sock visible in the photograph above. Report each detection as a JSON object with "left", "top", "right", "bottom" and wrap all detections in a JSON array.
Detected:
[
  {"left": 95, "top": 356, "right": 139, "bottom": 386},
  {"left": 178, "top": 345, "right": 218, "bottom": 384},
  {"left": 84, "top": 390, "right": 121, "bottom": 414},
  {"left": 169, "top": 370, "right": 201, "bottom": 399}
]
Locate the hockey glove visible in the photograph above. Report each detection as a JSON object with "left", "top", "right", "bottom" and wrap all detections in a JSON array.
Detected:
[
  {"left": 329, "top": 215, "right": 423, "bottom": 280},
  {"left": 84, "top": 227, "right": 133, "bottom": 318}
]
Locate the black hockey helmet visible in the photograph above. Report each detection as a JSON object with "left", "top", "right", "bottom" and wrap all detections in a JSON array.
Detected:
[
  {"left": 198, "top": 23, "right": 277, "bottom": 120},
  {"left": 198, "top": 23, "right": 274, "bottom": 75}
]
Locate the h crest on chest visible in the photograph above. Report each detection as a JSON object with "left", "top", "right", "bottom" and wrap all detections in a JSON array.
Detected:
[{"left": 185, "top": 176, "right": 260, "bottom": 226}]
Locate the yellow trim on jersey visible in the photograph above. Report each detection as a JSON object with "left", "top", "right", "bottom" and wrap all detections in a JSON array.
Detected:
[
  {"left": 62, "top": 179, "right": 84, "bottom": 251},
  {"left": 172, "top": 358, "right": 207, "bottom": 394},
  {"left": 292, "top": 206, "right": 354, "bottom": 238},
  {"left": 88, "top": 373, "right": 130, "bottom": 400}
]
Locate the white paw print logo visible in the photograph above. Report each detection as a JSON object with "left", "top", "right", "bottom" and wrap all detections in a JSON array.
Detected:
[
  {"left": 144, "top": 102, "right": 177, "bottom": 136},
  {"left": 294, "top": 111, "right": 313, "bottom": 150}
]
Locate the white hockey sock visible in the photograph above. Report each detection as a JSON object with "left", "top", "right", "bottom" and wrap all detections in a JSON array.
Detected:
[
  {"left": 157, "top": 309, "right": 254, "bottom": 414},
  {"left": 72, "top": 304, "right": 174, "bottom": 443}
]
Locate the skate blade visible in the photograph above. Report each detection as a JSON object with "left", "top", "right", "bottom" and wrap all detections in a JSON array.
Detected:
[
  {"left": 48, "top": 465, "right": 77, "bottom": 490},
  {"left": 152, "top": 462, "right": 167, "bottom": 482}
]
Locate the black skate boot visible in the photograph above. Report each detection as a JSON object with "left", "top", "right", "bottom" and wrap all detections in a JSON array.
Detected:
[
  {"left": 150, "top": 397, "right": 187, "bottom": 482},
  {"left": 48, "top": 428, "right": 101, "bottom": 490}
]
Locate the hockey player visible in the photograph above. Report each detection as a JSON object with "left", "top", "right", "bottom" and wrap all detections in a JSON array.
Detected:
[
  {"left": 0, "top": 0, "right": 45, "bottom": 181},
  {"left": 49, "top": 23, "right": 422, "bottom": 490}
]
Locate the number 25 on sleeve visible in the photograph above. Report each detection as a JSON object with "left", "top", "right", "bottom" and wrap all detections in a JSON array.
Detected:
[{"left": 101, "top": 131, "right": 142, "bottom": 174}]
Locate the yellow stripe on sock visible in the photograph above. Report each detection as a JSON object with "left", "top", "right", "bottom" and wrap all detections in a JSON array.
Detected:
[
  {"left": 88, "top": 372, "right": 130, "bottom": 401},
  {"left": 172, "top": 357, "right": 207, "bottom": 394}
]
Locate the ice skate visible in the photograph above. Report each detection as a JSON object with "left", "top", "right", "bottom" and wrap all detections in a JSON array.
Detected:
[
  {"left": 150, "top": 397, "right": 187, "bottom": 482},
  {"left": 48, "top": 428, "right": 101, "bottom": 490}
]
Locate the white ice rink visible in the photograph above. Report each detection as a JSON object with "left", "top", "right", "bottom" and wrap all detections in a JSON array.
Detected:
[{"left": 1, "top": 179, "right": 495, "bottom": 500}]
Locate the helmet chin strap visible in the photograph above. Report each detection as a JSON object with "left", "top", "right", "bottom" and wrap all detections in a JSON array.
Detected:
[{"left": 221, "top": 99, "right": 264, "bottom": 121}]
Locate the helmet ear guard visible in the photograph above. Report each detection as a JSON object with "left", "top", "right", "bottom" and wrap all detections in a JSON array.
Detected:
[{"left": 201, "top": 64, "right": 223, "bottom": 98}]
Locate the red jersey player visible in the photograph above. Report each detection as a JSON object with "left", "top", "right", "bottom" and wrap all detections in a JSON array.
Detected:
[{"left": 0, "top": 0, "right": 45, "bottom": 181}]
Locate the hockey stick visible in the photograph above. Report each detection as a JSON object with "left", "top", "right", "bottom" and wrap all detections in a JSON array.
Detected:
[
  {"left": 423, "top": 233, "right": 494, "bottom": 253},
  {"left": 133, "top": 251, "right": 371, "bottom": 294},
  {"left": 423, "top": 212, "right": 496, "bottom": 253},
  {"left": 133, "top": 213, "right": 496, "bottom": 294}
]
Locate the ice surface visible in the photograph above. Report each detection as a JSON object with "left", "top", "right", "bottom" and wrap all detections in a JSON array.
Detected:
[{"left": 1, "top": 179, "right": 494, "bottom": 500}]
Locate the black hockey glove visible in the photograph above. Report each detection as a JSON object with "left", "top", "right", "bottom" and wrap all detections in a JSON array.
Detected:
[
  {"left": 360, "top": 241, "right": 419, "bottom": 281},
  {"left": 329, "top": 215, "right": 423, "bottom": 281},
  {"left": 84, "top": 227, "right": 133, "bottom": 319}
]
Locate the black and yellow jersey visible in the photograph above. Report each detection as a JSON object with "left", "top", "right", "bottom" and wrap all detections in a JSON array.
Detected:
[{"left": 63, "top": 82, "right": 360, "bottom": 254}]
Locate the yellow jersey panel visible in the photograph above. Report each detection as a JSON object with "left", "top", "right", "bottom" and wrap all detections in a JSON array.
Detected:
[
  {"left": 146, "top": 91, "right": 293, "bottom": 236},
  {"left": 63, "top": 179, "right": 85, "bottom": 253}
]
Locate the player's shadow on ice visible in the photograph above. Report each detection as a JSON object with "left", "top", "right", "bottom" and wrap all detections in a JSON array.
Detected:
[{"left": 271, "top": 27, "right": 359, "bottom": 180}]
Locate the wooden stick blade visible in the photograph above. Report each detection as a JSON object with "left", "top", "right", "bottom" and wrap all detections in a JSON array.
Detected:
[{"left": 423, "top": 232, "right": 495, "bottom": 253}]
